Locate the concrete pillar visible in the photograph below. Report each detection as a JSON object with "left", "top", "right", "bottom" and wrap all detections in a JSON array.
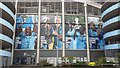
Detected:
[
  {"left": 36, "top": 0, "right": 41, "bottom": 65},
  {"left": 62, "top": 0, "right": 65, "bottom": 58},
  {"left": 84, "top": 0, "right": 90, "bottom": 62},
  {"left": 11, "top": 0, "right": 18, "bottom": 65}
]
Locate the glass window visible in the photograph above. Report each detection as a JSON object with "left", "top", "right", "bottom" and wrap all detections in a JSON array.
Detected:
[
  {"left": 87, "top": 5, "right": 93, "bottom": 15},
  {"left": 78, "top": 3, "right": 84, "bottom": 14},
  {"left": 41, "top": 2, "right": 62, "bottom": 13},
  {"left": 65, "top": 2, "right": 71, "bottom": 14},
  {"left": 17, "top": 2, "right": 38, "bottom": 13}
]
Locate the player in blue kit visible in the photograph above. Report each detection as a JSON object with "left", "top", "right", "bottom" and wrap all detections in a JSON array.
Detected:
[
  {"left": 88, "top": 22, "right": 98, "bottom": 49},
  {"left": 19, "top": 26, "right": 37, "bottom": 49}
]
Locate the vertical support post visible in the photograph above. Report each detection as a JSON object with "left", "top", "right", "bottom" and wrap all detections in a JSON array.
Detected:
[
  {"left": 62, "top": 0, "right": 65, "bottom": 58},
  {"left": 36, "top": 0, "right": 41, "bottom": 65},
  {"left": 84, "top": 1, "right": 90, "bottom": 62},
  {"left": 56, "top": 9, "right": 59, "bottom": 67},
  {"left": 11, "top": 0, "right": 18, "bottom": 65}
]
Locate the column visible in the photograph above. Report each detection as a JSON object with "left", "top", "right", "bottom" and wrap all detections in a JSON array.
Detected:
[
  {"left": 36, "top": 0, "right": 41, "bottom": 65},
  {"left": 62, "top": 0, "right": 65, "bottom": 57},
  {"left": 11, "top": 0, "right": 18, "bottom": 65},
  {"left": 84, "top": 1, "right": 90, "bottom": 62}
]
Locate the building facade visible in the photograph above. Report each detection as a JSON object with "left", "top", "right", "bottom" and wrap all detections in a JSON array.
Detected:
[
  {"left": 101, "top": 2, "right": 120, "bottom": 62},
  {"left": 13, "top": 0, "right": 105, "bottom": 66},
  {"left": 0, "top": 0, "right": 119, "bottom": 67},
  {"left": 0, "top": 1, "right": 15, "bottom": 68}
]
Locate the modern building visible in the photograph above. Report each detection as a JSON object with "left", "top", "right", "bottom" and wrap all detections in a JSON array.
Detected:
[
  {"left": 1, "top": 0, "right": 119, "bottom": 67},
  {"left": 101, "top": 2, "right": 120, "bottom": 62},
  {"left": 13, "top": 0, "right": 104, "bottom": 66},
  {"left": 0, "top": 1, "right": 15, "bottom": 68}
]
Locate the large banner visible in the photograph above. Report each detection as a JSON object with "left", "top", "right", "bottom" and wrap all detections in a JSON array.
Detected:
[
  {"left": 88, "top": 17, "right": 105, "bottom": 49},
  {"left": 65, "top": 16, "right": 104, "bottom": 50},
  {"left": 15, "top": 15, "right": 38, "bottom": 49},
  {"left": 15, "top": 15, "right": 104, "bottom": 50},
  {"left": 40, "top": 15, "right": 62, "bottom": 49},
  {"left": 65, "top": 16, "right": 86, "bottom": 49}
]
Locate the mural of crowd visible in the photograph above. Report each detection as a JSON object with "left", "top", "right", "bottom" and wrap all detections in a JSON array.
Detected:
[
  {"left": 88, "top": 17, "right": 105, "bottom": 49},
  {"left": 65, "top": 16, "right": 105, "bottom": 50},
  {"left": 15, "top": 15, "right": 105, "bottom": 50},
  {"left": 40, "top": 15, "right": 62, "bottom": 49},
  {"left": 15, "top": 15, "right": 38, "bottom": 49}
]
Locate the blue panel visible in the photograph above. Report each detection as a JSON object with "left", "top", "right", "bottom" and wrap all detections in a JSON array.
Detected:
[
  {"left": 0, "top": 17, "right": 14, "bottom": 32},
  {"left": 105, "top": 44, "right": 120, "bottom": 49},
  {"left": 104, "top": 29, "right": 120, "bottom": 39},
  {"left": 0, "top": 50, "right": 11, "bottom": 57},
  {"left": 101, "top": 3, "right": 120, "bottom": 18},
  {"left": 0, "top": 2, "right": 15, "bottom": 20},
  {"left": 103, "top": 16, "right": 120, "bottom": 28},
  {"left": 0, "top": 34, "right": 13, "bottom": 45}
]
